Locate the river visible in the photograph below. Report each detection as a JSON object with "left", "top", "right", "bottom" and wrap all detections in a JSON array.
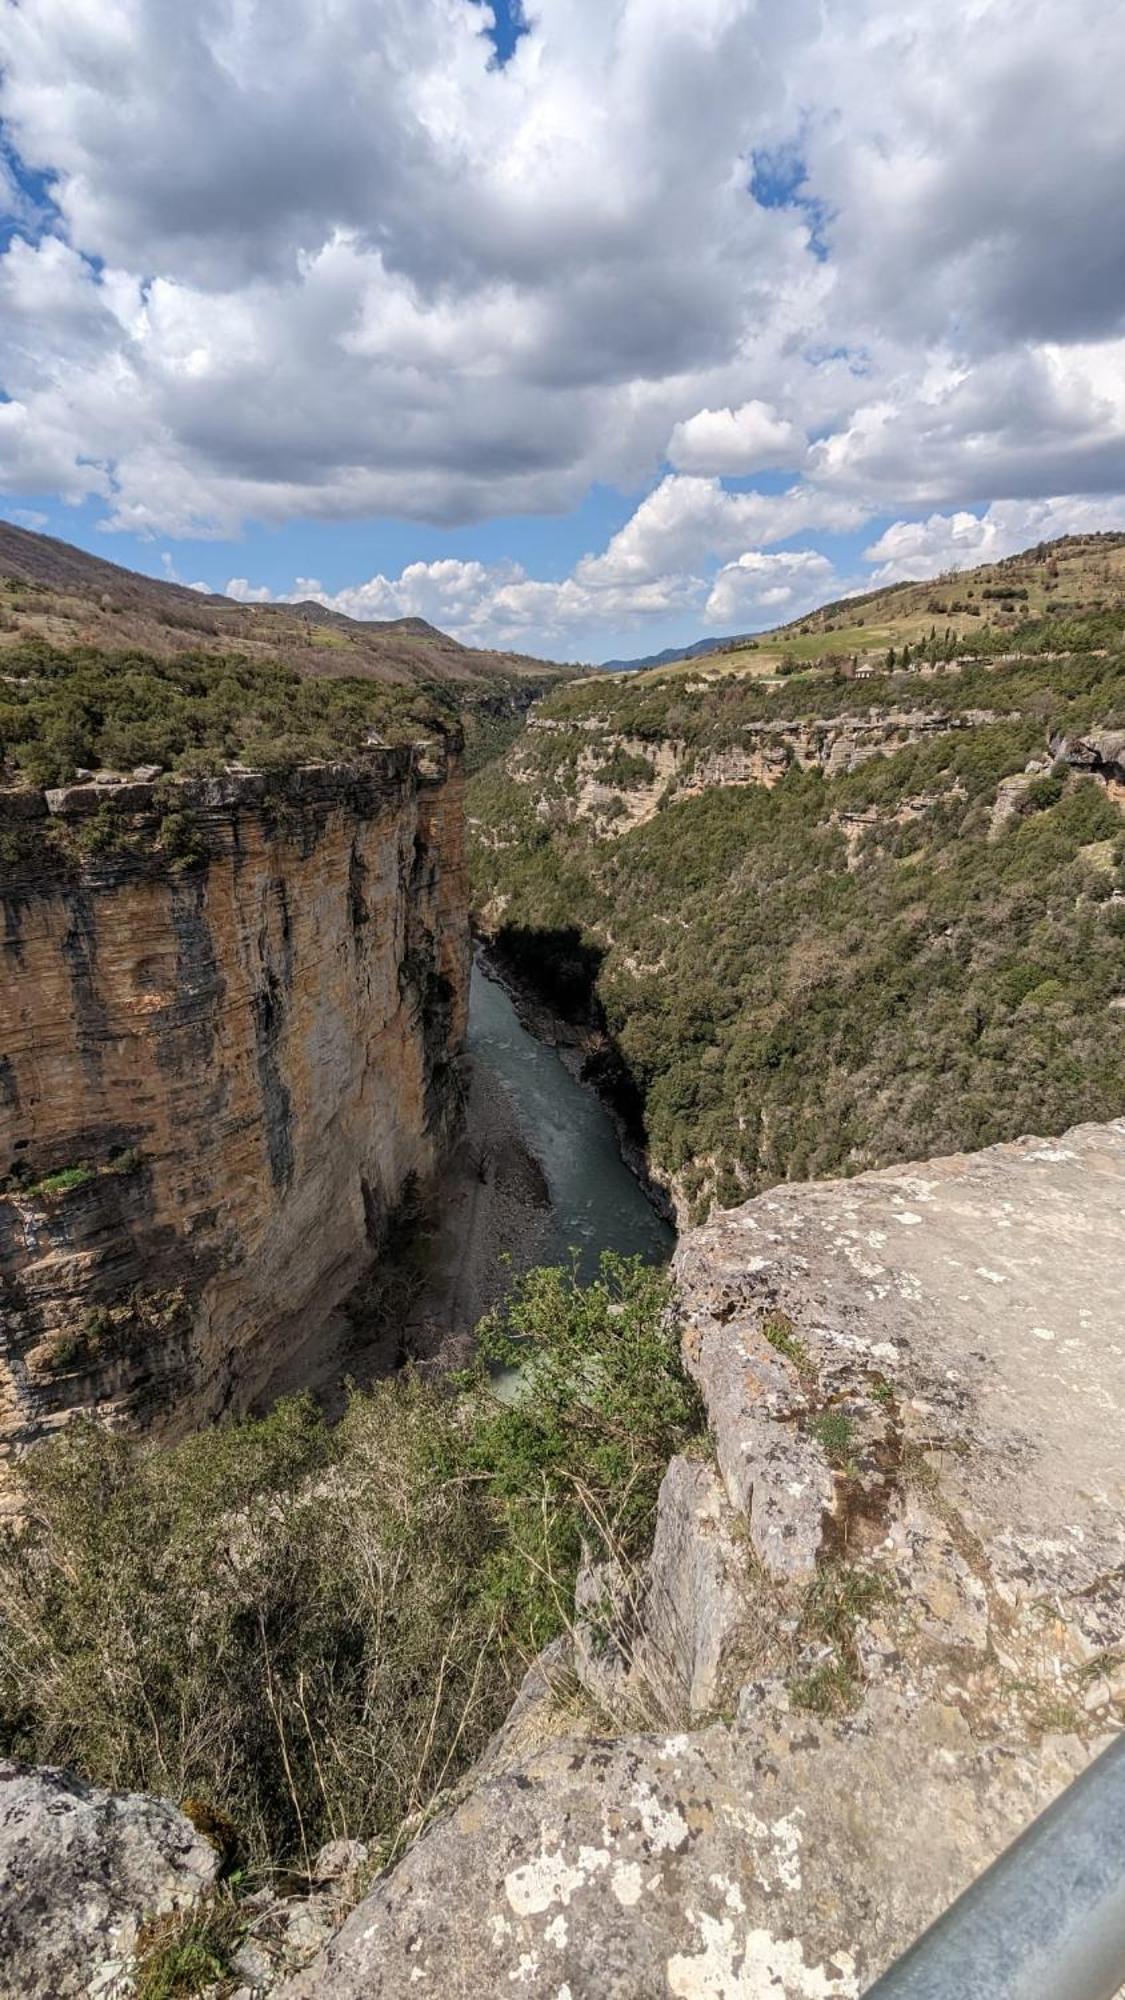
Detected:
[{"left": 467, "top": 964, "right": 674, "bottom": 1282}]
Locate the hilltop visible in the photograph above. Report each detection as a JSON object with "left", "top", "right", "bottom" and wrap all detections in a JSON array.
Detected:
[
  {"left": 604, "top": 530, "right": 1125, "bottom": 678},
  {"left": 0, "top": 520, "right": 561, "bottom": 694}
]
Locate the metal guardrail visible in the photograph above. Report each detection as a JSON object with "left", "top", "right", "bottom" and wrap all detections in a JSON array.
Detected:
[{"left": 863, "top": 1732, "right": 1125, "bottom": 2000}]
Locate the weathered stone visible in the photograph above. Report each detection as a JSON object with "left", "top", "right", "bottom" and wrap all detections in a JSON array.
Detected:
[
  {"left": 273, "top": 1705, "right": 1097, "bottom": 1999},
  {"left": 0, "top": 746, "right": 469, "bottom": 1491},
  {"left": 312, "top": 1838, "right": 369, "bottom": 1885},
  {"left": 678, "top": 1313, "right": 832, "bottom": 1579},
  {"left": 638, "top": 1454, "right": 747, "bottom": 1716},
  {"left": 675, "top": 1118, "right": 1125, "bottom": 1629},
  {"left": 572, "top": 1554, "right": 638, "bottom": 1715},
  {"left": 0, "top": 1759, "right": 218, "bottom": 1999}
]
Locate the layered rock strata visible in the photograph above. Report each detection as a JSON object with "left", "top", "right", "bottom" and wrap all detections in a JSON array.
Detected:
[
  {"left": 280, "top": 1118, "right": 1125, "bottom": 1999},
  {"left": 0, "top": 746, "right": 469, "bottom": 1478}
]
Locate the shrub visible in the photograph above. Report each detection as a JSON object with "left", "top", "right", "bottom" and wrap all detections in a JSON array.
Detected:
[
  {"left": 471, "top": 1255, "right": 705, "bottom": 1646},
  {"left": 0, "top": 1255, "right": 697, "bottom": 1873}
]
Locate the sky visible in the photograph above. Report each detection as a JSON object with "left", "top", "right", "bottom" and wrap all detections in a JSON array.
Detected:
[{"left": 1, "top": 0, "right": 1124, "bottom": 664}]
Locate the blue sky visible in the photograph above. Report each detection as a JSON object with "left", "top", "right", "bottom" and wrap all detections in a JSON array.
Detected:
[{"left": 1, "top": 0, "right": 1123, "bottom": 661}]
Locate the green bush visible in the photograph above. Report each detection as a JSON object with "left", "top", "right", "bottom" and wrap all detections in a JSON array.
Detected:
[
  {"left": 0, "top": 640, "right": 462, "bottom": 789},
  {"left": 471, "top": 1255, "right": 704, "bottom": 1645},
  {"left": 0, "top": 1256, "right": 697, "bottom": 1872}
]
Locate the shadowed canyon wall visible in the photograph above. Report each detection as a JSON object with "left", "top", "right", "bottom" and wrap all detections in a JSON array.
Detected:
[{"left": 0, "top": 745, "right": 469, "bottom": 1479}]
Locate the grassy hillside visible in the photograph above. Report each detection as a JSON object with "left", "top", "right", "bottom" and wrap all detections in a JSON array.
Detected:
[
  {"left": 0, "top": 520, "right": 563, "bottom": 697},
  {"left": 470, "top": 548, "right": 1125, "bottom": 1217},
  {"left": 624, "top": 530, "right": 1125, "bottom": 682}
]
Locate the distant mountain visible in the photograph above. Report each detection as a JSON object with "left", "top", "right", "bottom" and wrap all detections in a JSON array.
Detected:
[
  {"left": 600, "top": 634, "right": 755, "bottom": 672},
  {"left": 0, "top": 520, "right": 563, "bottom": 693}
]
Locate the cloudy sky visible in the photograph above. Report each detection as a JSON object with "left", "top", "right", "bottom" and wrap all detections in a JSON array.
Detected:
[{"left": 1, "top": 0, "right": 1124, "bottom": 661}]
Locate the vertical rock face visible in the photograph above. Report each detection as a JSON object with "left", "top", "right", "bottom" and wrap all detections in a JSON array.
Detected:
[{"left": 0, "top": 745, "right": 469, "bottom": 1477}]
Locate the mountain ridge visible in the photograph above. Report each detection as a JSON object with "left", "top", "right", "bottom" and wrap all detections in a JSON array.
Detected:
[
  {"left": 600, "top": 529, "right": 1125, "bottom": 676},
  {"left": 0, "top": 519, "right": 561, "bottom": 692}
]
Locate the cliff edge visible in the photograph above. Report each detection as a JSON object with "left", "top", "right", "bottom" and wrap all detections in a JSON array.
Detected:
[
  {"left": 0, "top": 745, "right": 469, "bottom": 1479},
  {"left": 278, "top": 1118, "right": 1124, "bottom": 1998}
]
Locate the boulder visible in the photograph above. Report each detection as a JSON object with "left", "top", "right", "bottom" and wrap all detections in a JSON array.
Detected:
[{"left": 0, "top": 1760, "right": 218, "bottom": 1998}]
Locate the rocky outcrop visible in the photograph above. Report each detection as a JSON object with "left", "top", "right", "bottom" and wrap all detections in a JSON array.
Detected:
[
  {"left": 0, "top": 746, "right": 469, "bottom": 1482},
  {"left": 278, "top": 1117, "right": 1124, "bottom": 1998},
  {"left": 519, "top": 708, "right": 1006, "bottom": 837},
  {"left": 1053, "top": 726, "right": 1125, "bottom": 801},
  {"left": 0, "top": 1760, "right": 219, "bottom": 1998}
]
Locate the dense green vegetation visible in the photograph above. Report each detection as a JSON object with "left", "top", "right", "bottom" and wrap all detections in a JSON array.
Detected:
[
  {"left": 471, "top": 644, "right": 1125, "bottom": 1214},
  {"left": 0, "top": 639, "right": 482, "bottom": 787},
  {"left": 546, "top": 614, "right": 1125, "bottom": 745},
  {"left": 0, "top": 1256, "right": 700, "bottom": 1873}
]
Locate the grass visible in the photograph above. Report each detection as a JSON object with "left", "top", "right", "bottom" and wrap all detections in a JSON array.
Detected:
[
  {"left": 760, "top": 1309, "right": 814, "bottom": 1379},
  {"left": 134, "top": 1897, "right": 244, "bottom": 2000},
  {"left": 789, "top": 1562, "right": 892, "bottom": 1717},
  {"left": 5, "top": 1151, "right": 144, "bottom": 1202},
  {"left": 21, "top": 1164, "right": 97, "bottom": 1199},
  {"left": 789, "top": 1658, "right": 859, "bottom": 1716},
  {"left": 808, "top": 1409, "right": 857, "bottom": 1470}
]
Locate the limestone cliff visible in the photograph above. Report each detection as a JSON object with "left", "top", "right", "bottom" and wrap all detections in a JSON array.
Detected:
[
  {"left": 513, "top": 704, "right": 1006, "bottom": 837},
  {"left": 0, "top": 745, "right": 469, "bottom": 1477}
]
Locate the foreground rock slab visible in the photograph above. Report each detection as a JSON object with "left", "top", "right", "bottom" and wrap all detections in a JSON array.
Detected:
[
  {"left": 676, "top": 1116, "right": 1125, "bottom": 1617},
  {"left": 281, "top": 1119, "right": 1124, "bottom": 1998},
  {"left": 0, "top": 1760, "right": 218, "bottom": 1998},
  {"left": 274, "top": 1707, "right": 1093, "bottom": 1999}
]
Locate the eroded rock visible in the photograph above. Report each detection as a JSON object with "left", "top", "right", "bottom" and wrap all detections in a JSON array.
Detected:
[
  {"left": 279, "top": 1117, "right": 1125, "bottom": 1998},
  {"left": 0, "top": 1760, "right": 218, "bottom": 1999}
]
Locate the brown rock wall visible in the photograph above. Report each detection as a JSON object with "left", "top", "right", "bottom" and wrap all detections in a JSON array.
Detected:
[{"left": 0, "top": 748, "right": 469, "bottom": 1478}]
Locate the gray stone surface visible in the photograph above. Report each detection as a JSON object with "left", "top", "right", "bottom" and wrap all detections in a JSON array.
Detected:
[
  {"left": 638, "top": 1454, "right": 748, "bottom": 1716},
  {"left": 279, "top": 1118, "right": 1125, "bottom": 1999},
  {"left": 274, "top": 1706, "right": 1097, "bottom": 1999},
  {"left": 0, "top": 1759, "right": 218, "bottom": 1998},
  {"left": 676, "top": 1117, "right": 1125, "bottom": 1630}
]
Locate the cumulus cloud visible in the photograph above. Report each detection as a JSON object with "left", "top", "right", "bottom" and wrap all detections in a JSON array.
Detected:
[
  {"left": 667, "top": 401, "right": 805, "bottom": 476},
  {"left": 273, "top": 554, "right": 705, "bottom": 654},
  {"left": 864, "top": 495, "right": 1125, "bottom": 583},
  {"left": 704, "top": 548, "right": 834, "bottom": 624},
  {"left": 578, "top": 477, "right": 864, "bottom": 586},
  {"left": 0, "top": 0, "right": 1123, "bottom": 650}
]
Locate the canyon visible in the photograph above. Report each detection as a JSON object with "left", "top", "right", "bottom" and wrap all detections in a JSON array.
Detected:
[
  {"left": 0, "top": 744, "right": 469, "bottom": 1480},
  {"left": 5, "top": 1117, "right": 1122, "bottom": 1996},
  {"left": 0, "top": 532, "right": 1123, "bottom": 1997}
]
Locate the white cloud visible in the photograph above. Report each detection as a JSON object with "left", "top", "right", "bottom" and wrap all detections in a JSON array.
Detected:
[
  {"left": 704, "top": 548, "right": 834, "bottom": 624},
  {"left": 864, "top": 495, "right": 1125, "bottom": 583},
  {"left": 224, "top": 576, "right": 274, "bottom": 603},
  {"left": 282, "top": 554, "right": 704, "bottom": 654},
  {"left": 0, "top": 0, "right": 1122, "bottom": 653},
  {"left": 578, "top": 476, "right": 864, "bottom": 586},
  {"left": 667, "top": 401, "right": 805, "bottom": 476}
]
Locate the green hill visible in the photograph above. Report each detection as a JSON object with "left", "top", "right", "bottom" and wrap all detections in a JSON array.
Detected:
[{"left": 469, "top": 537, "right": 1125, "bottom": 1219}]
